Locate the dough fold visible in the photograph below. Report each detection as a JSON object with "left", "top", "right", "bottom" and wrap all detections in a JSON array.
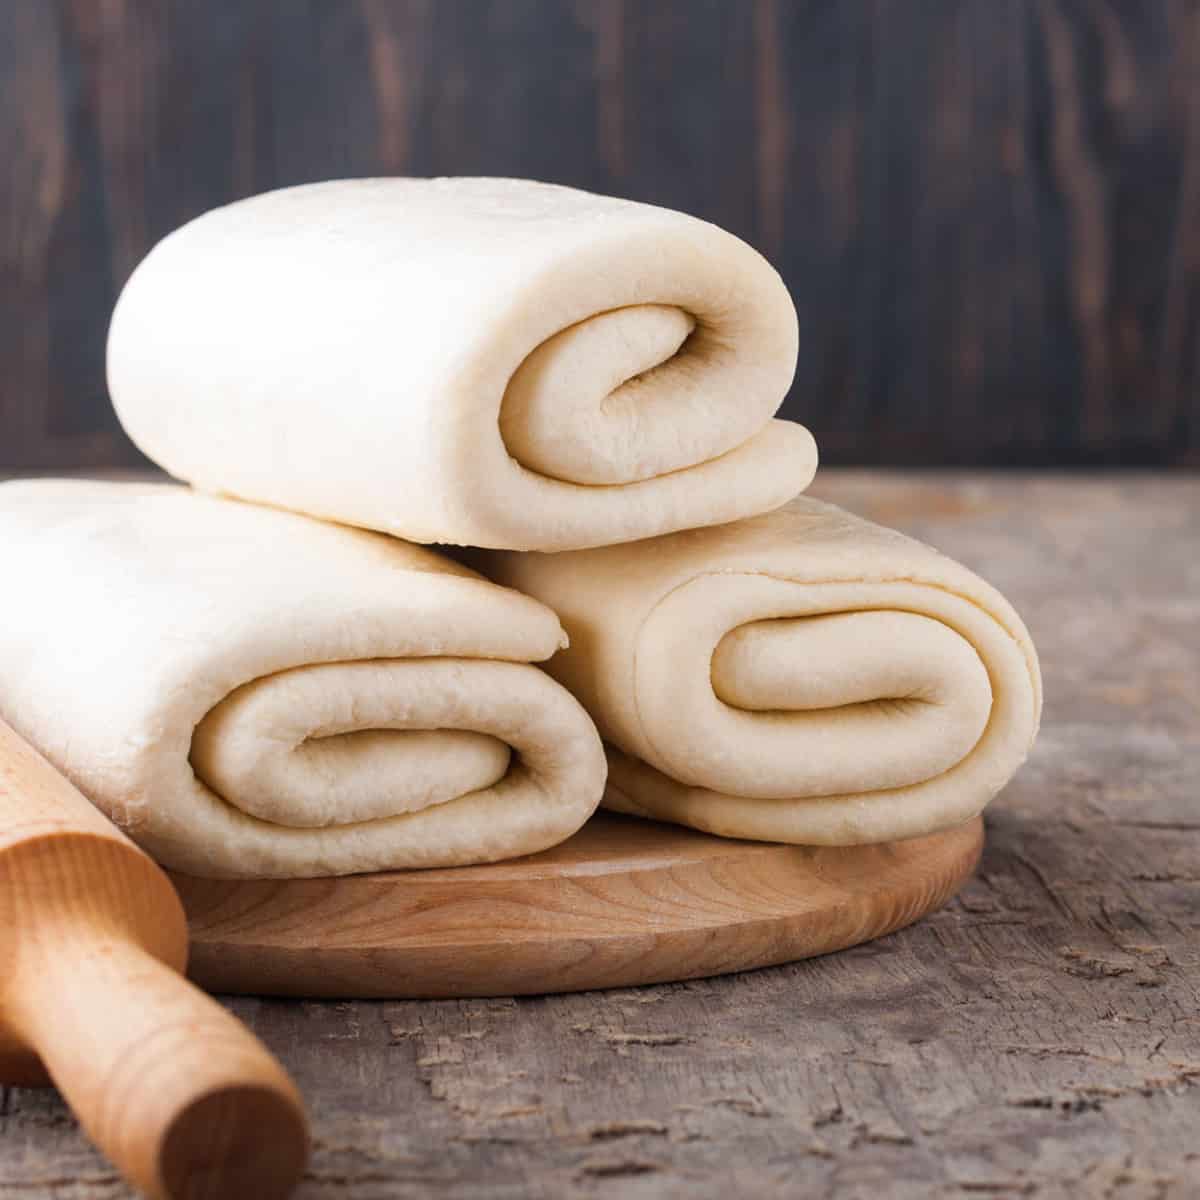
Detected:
[
  {"left": 0, "top": 480, "right": 606, "bottom": 877},
  {"left": 107, "top": 177, "right": 815, "bottom": 552},
  {"left": 478, "top": 498, "right": 1041, "bottom": 844}
]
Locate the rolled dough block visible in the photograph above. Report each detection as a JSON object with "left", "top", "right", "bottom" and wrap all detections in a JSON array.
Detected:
[
  {"left": 0, "top": 480, "right": 606, "bottom": 878},
  {"left": 477, "top": 497, "right": 1042, "bottom": 845},
  {"left": 107, "top": 177, "right": 815, "bottom": 552}
]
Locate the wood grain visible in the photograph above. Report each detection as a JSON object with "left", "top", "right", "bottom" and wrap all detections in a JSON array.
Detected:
[
  {"left": 0, "top": 718, "right": 309, "bottom": 1200},
  {"left": 4, "top": 468, "right": 1195, "bottom": 1198},
  {"left": 2, "top": 1, "right": 1200, "bottom": 469},
  {"left": 169, "top": 814, "right": 983, "bottom": 1000}
]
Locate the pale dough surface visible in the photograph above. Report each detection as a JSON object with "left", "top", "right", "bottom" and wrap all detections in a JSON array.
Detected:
[
  {"left": 478, "top": 498, "right": 1042, "bottom": 844},
  {"left": 0, "top": 480, "right": 606, "bottom": 877},
  {"left": 107, "top": 177, "right": 816, "bottom": 552}
]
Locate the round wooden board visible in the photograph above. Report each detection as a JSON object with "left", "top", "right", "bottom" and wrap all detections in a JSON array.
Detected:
[{"left": 169, "top": 814, "right": 984, "bottom": 999}]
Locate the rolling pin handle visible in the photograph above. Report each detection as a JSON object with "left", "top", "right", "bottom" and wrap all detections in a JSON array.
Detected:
[
  {"left": 7, "top": 920, "right": 308, "bottom": 1200},
  {"left": 0, "top": 718, "right": 309, "bottom": 1200}
]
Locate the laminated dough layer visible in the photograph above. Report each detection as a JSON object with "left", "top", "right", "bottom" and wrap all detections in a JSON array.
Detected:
[
  {"left": 107, "top": 177, "right": 815, "bottom": 551},
  {"left": 0, "top": 481, "right": 606, "bottom": 877},
  {"left": 478, "top": 498, "right": 1041, "bottom": 844}
]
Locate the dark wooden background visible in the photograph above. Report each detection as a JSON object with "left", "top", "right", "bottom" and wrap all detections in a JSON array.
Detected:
[{"left": 3, "top": 0, "right": 1198, "bottom": 470}]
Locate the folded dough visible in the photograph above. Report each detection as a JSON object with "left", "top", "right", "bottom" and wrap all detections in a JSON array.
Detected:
[
  {"left": 0, "top": 480, "right": 606, "bottom": 878},
  {"left": 477, "top": 498, "right": 1041, "bottom": 844},
  {"left": 107, "top": 177, "right": 815, "bottom": 552}
]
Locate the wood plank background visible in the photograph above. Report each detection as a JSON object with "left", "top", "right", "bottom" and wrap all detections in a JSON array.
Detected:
[{"left": 2, "top": 0, "right": 1199, "bottom": 469}]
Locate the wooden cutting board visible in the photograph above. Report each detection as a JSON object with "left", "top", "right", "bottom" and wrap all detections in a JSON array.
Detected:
[{"left": 169, "top": 813, "right": 983, "bottom": 998}]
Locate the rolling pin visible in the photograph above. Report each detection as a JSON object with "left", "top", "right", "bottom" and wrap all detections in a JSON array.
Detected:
[{"left": 0, "top": 718, "right": 309, "bottom": 1200}]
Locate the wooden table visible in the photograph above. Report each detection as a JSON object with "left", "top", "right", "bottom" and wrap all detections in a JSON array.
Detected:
[{"left": 2, "top": 470, "right": 1197, "bottom": 1198}]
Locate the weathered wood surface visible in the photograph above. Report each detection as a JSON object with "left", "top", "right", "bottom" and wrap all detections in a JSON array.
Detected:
[
  {"left": 3, "top": 1, "right": 1200, "bottom": 470},
  {"left": 0, "top": 470, "right": 1196, "bottom": 1198}
]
